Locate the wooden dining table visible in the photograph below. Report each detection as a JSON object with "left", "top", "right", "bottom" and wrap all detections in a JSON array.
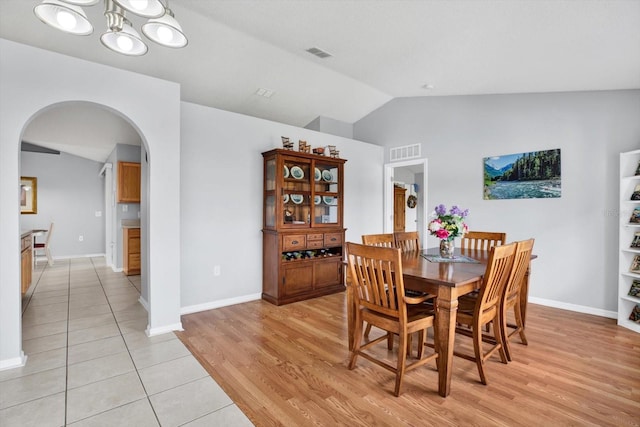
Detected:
[{"left": 346, "top": 247, "right": 535, "bottom": 398}]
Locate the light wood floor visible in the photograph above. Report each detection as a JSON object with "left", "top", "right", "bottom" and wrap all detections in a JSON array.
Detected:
[{"left": 177, "top": 292, "right": 640, "bottom": 427}]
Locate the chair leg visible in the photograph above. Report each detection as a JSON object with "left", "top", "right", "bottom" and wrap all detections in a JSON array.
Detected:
[
  {"left": 46, "top": 247, "right": 53, "bottom": 266},
  {"left": 499, "top": 304, "right": 513, "bottom": 362},
  {"left": 416, "top": 329, "right": 426, "bottom": 359},
  {"left": 349, "top": 317, "right": 364, "bottom": 370},
  {"left": 394, "top": 333, "right": 408, "bottom": 397},
  {"left": 513, "top": 303, "right": 528, "bottom": 345},
  {"left": 365, "top": 323, "right": 395, "bottom": 352},
  {"left": 494, "top": 318, "right": 508, "bottom": 364},
  {"left": 473, "top": 324, "right": 487, "bottom": 385}
]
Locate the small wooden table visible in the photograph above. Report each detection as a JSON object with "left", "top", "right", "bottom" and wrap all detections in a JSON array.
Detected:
[{"left": 346, "top": 247, "right": 535, "bottom": 397}]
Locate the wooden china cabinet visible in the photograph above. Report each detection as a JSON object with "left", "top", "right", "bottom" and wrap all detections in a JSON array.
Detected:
[{"left": 262, "top": 149, "right": 347, "bottom": 305}]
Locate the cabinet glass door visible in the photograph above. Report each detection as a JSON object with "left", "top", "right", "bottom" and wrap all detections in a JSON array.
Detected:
[
  {"left": 283, "top": 159, "right": 311, "bottom": 226},
  {"left": 313, "top": 161, "right": 340, "bottom": 225}
]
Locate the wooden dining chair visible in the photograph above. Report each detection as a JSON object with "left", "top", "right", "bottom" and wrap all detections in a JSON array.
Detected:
[
  {"left": 500, "top": 238, "right": 535, "bottom": 361},
  {"left": 361, "top": 233, "right": 395, "bottom": 248},
  {"left": 346, "top": 242, "right": 439, "bottom": 396},
  {"left": 361, "top": 233, "right": 435, "bottom": 347},
  {"left": 394, "top": 231, "right": 420, "bottom": 252},
  {"left": 33, "top": 222, "right": 54, "bottom": 267},
  {"left": 454, "top": 242, "right": 516, "bottom": 385},
  {"left": 361, "top": 233, "right": 396, "bottom": 341},
  {"left": 460, "top": 231, "right": 506, "bottom": 251}
]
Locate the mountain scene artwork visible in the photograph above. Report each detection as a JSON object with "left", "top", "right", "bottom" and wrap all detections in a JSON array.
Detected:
[{"left": 483, "top": 149, "right": 561, "bottom": 200}]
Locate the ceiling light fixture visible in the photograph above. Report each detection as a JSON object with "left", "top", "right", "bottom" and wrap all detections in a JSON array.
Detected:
[{"left": 33, "top": 0, "right": 187, "bottom": 56}]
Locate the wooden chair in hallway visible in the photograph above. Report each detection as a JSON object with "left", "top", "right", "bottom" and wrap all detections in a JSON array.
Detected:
[
  {"left": 394, "top": 231, "right": 420, "bottom": 252},
  {"left": 33, "top": 222, "right": 54, "bottom": 266},
  {"left": 454, "top": 242, "right": 516, "bottom": 385},
  {"left": 500, "top": 238, "right": 535, "bottom": 361},
  {"left": 346, "top": 242, "right": 439, "bottom": 396},
  {"left": 460, "top": 231, "right": 506, "bottom": 251}
]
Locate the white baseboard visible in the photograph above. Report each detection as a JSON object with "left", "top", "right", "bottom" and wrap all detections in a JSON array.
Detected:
[
  {"left": 146, "top": 322, "right": 183, "bottom": 337},
  {"left": 49, "top": 253, "right": 106, "bottom": 261},
  {"left": 180, "top": 293, "right": 262, "bottom": 315},
  {"left": 529, "top": 297, "right": 618, "bottom": 319},
  {"left": 138, "top": 296, "right": 149, "bottom": 311},
  {"left": 0, "top": 352, "right": 27, "bottom": 371}
]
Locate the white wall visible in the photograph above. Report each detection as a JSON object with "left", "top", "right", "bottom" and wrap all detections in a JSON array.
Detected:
[
  {"left": 20, "top": 151, "right": 105, "bottom": 257},
  {"left": 179, "top": 102, "right": 384, "bottom": 311},
  {"left": 0, "top": 39, "right": 182, "bottom": 369},
  {"left": 354, "top": 90, "right": 640, "bottom": 316}
]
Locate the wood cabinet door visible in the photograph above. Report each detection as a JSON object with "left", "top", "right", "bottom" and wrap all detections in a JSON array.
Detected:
[
  {"left": 282, "top": 263, "right": 313, "bottom": 296},
  {"left": 118, "top": 162, "right": 141, "bottom": 203},
  {"left": 21, "top": 248, "right": 31, "bottom": 294},
  {"left": 314, "top": 259, "right": 342, "bottom": 289}
]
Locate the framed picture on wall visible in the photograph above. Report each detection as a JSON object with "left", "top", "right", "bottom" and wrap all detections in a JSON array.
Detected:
[
  {"left": 20, "top": 176, "right": 37, "bottom": 214},
  {"left": 483, "top": 148, "right": 561, "bottom": 200}
]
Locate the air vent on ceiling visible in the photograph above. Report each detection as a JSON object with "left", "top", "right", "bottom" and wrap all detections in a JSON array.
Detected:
[
  {"left": 306, "top": 47, "right": 332, "bottom": 59},
  {"left": 390, "top": 144, "right": 421, "bottom": 162}
]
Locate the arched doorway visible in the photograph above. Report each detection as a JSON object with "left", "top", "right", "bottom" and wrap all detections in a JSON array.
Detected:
[{"left": 19, "top": 101, "right": 151, "bottom": 337}]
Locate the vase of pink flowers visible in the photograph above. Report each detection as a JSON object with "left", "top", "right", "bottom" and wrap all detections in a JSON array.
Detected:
[{"left": 428, "top": 204, "right": 469, "bottom": 258}]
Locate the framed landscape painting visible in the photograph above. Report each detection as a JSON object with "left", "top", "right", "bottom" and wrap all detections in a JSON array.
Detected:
[
  {"left": 483, "top": 149, "right": 561, "bottom": 200},
  {"left": 20, "top": 176, "right": 37, "bottom": 214}
]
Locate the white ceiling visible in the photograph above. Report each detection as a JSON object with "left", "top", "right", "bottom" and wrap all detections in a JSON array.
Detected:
[{"left": 2, "top": 0, "right": 639, "bottom": 162}]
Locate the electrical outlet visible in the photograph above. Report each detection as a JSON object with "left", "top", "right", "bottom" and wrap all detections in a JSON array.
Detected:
[
  {"left": 78, "top": 235, "right": 84, "bottom": 242},
  {"left": 95, "top": 211, "right": 102, "bottom": 217},
  {"left": 122, "top": 204, "right": 128, "bottom": 212},
  {"left": 213, "top": 265, "right": 221, "bottom": 276}
]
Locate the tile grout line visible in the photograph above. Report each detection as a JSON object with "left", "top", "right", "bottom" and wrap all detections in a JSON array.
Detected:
[{"left": 89, "top": 257, "right": 164, "bottom": 426}]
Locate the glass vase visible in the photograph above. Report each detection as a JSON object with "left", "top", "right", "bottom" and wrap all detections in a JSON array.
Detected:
[{"left": 439, "top": 239, "right": 455, "bottom": 258}]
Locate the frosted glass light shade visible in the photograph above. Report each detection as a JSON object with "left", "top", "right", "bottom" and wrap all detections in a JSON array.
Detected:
[
  {"left": 100, "top": 23, "right": 148, "bottom": 56},
  {"left": 113, "top": 0, "right": 165, "bottom": 18},
  {"left": 34, "top": 0, "right": 93, "bottom": 35},
  {"left": 141, "top": 9, "right": 187, "bottom": 48},
  {"left": 61, "top": 0, "right": 100, "bottom": 5}
]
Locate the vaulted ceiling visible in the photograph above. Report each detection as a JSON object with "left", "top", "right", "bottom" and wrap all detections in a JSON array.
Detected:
[{"left": 3, "top": 0, "right": 639, "bottom": 162}]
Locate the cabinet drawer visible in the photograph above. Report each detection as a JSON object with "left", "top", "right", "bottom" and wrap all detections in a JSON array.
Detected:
[
  {"left": 283, "top": 235, "right": 306, "bottom": 251},
  {"left": 307, "top": 233, "right": 323, "bottom": 241},
  {"left": 324, "top": 233, "right": 342, "bottom": 247},
  {"left": 307, "top": 240, "right": 324, "bottom": 249}
]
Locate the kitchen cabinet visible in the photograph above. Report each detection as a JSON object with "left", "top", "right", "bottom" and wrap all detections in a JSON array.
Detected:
[
  {"left": 123, "top": 227, "right": 141, "bottom": 275},
  {"left": 262, "top": 148, "right": 346, "bottom": 305},
  {"left": 117, "top": 161, "right": 141, "bottom": 203},
  {"left": 21, "top": 232, "right": 32, "bottom": 294}
]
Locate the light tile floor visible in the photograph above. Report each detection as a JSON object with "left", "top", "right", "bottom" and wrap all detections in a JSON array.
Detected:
[{"left": 0, "top": 257, "right": 254, "bottom": 427}]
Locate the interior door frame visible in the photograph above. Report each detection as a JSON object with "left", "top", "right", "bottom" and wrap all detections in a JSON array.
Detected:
[{"left": 383, "top": 158, "right": 428, "bottom": 246}]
